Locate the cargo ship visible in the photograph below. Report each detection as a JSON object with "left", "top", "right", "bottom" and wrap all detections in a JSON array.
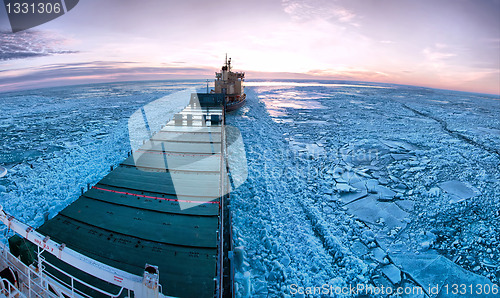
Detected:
[
  {"left": 212, "top": 56, "right": 246, "bottom": 112},
  {"left": 0, "top": 59, "right": 245, "bottom": 297}
]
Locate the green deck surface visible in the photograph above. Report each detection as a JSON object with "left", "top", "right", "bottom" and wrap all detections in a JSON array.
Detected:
[
  {"left": 83, "top": 187, "right": 219, "bottom": 216},
  {"left": 37, "top": 106, "right": 225, "bottom": 297},
  {"left": 99, "top": 166, "right": 221, "bottom": 198}
]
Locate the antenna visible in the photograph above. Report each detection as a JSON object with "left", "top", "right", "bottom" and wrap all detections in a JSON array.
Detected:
[{"left": 225, "top": 53, "right": 228, "bottom": 66}]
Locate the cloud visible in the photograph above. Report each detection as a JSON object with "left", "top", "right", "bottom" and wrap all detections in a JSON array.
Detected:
[
  {"left": 423, "top": 48, "right": 456, "bottom": 62},
  {"left": 0, "top": 30, "right": 77, "bottom": 61},
  {"left": 409, "top": 42, "right": 500, "bottom": 94},
  {"left": 282, "top": 0, "right": 358, "bottom": 26},
  {"left": 0, "top": 61, "right": 215, "bottom": 92},
  {"left": 307, "top": 68, "right": 389, "bottom": 80},
  {"left": 421, "top": 43, "right": 459, "bottom": 72}
]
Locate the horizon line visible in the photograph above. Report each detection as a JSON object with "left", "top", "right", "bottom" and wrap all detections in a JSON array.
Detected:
[{"left": 1, "top": 76, "right": 499, "bottom": 98}]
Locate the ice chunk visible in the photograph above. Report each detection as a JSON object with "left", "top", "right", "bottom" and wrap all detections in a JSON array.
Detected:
[
  {"left": 234, "top": 246, "right": 245, "bottom": 271},
  {"left": 427, "top": 187, "right": 440, "bottom": 197},
  {"left": 0, "top": 166, "right": 6, "bottom": 178},
  {"left": 374, "top": 185, "right": 396, "bottom": 201},
  {"left": 323, "top": 206, "right": 333, "bottom": 214},
  {"left": 395, "top": 200, "right": 415, "bottom": 212},
  {"left": 338, "top": 190, "right": 368, "bottom": 204},
  {"left": 328, "top": 166, "right": 344, "bottom": 179},
  {"left": 378, "top": 177, "right": 389, "bottom": 185},
  {"left": 346, "top": 195, "right": 386, "bottom": 225},
  {"left": 253, "top": 279, "right": 268, "bottom": 295},
  {"left": 361, "top": 230, "right": 375, "bottom": 243},
  {"left": 439, "top": 180, "right": 479, "bottom": 203},
  {"left": 352, "top": 179, "right": 379, "bottom": 192},
  {"left": 346, "top": 195, "right": 409, "bottom": 230},
  {"left": 280, "top": 255, "right": 291, "bottom": 267},
  {"left": 408, "top": 166, "right": 425, "bottom": 172},
  {"left": 305, "top": 143, "right": 325, "bottom": 157},
  {"left": 322, "top": 186, "right": 333, "bottom": 195},
  {"left": 341, "top": 171, "right": 364, "bottom": 184},
  {"left": 380, "top": 140, "right": 419, "bottom": 151},
  {"left": 420, "top": 241, "right": 431, "bottom": 250},
  {"left": 394, "top": 183, "right": 408, "bottom": 192},
  {"left": 383, "top": 203, "right": 409, "bottom": 223},
  {"left": 236, "top": 271, "right": 251, "bottom": 298},
  {"left": 390, "top": 153, "right": 412, "bottom": 160},
  {"left": 335, "top": 183, "right": 357, "bottom": 193},
  {"left": 381, "top": 264, "right": 401, "bottom": 284},
  {"left": 371, "top": 247, "right": 387, "bottom": 263},
  {"left": 351, "top": 240, "right": 369, "bottom": 255},
  {"left": 391, "top": 251, "right": 496, "bottom": 297}
]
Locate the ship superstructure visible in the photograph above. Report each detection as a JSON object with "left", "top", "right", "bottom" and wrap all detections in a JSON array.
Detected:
[{"left": 213, "top": 56, "right": 246, "bottom": 111}]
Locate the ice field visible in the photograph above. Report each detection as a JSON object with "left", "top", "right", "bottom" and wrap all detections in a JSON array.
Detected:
[{"left": 0, "top": 80, "right": 499, "bottom": 297}]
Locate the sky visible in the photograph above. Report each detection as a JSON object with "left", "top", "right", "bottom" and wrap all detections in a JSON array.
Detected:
[{"left": 0, "top": 0, "right": 499, "bottom": 94}]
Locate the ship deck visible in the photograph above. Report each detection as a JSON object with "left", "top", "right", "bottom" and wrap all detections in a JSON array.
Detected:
[{"left": 37, "top": 103, "right": 227, "bottom": 297}]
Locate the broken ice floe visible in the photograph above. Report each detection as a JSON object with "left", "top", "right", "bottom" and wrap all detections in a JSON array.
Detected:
[
  {"left": 351, "top": 179, "right": 396, "bottom": 201},
  {"left": 334, "top": 182, "right": 357, "bottom": 193},
  {"left": 381, "top": 264, "right": 402, "bottom": 284},
  {"left": 438, "top": 180, "right": 480, "bottom": 203},
  {"left": 391, "top": 250, "right": 497, "bottom": 297},
  {"left": 380, "top": 139, "right": 419, "bottom": 151},
  {"left": 390, "top": 153, "right": 413, "bottom": 161},
  {"left": 340, "top": 170, "right": 365, "bottom": 184},
  {"left": 338, "top": 190, "right": 368, "bottom": 205},
  {"left": 371, "top": 247, "right": 388, "bottom": 264},
  {"left": 346, "top": 195, "right": 409, "bottom": 230},
  {"left": 395, "top": 200, "right": 415, "bottom": 212},
  {"left": 351, "top": 240, "right": 369, "bottom": 255}
]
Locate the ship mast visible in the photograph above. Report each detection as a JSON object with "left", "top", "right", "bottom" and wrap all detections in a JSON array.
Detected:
[{"left": 224, "top": 53, "right": 232, "bottom": 72}]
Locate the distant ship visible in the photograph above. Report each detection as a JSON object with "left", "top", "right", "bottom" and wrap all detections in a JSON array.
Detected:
[{"left": 212, "top": 56, "right": 246, "bottom": 112}]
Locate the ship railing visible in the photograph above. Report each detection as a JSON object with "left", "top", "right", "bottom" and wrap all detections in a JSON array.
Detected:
[
  {"left": 37, "top": 253, "right": 126, "bottom": 298},
  {"left": 215, "top": 104, "right": 227, "bottom": 298},
  {"left": 215, "top": 101, "right": 235, "bottom": 298},
  {"left": 227, "top": 202, "right": 235, "bottom": 298},
  {"left": 1, "top": 275, "right": 21, "bottom": 297},
  {"left": 222, "top": 113, "right": 235, "bottom": 298},
  {"left": 0, "top": 226, "right": 130, "bottom": 298},
  {"left": 1, "top": 241, "right": 56, "bottom": 298},
  {"left": 0, "top": 207, "right": 167, "bottom": 298},
  {"left": 1, "top": 238, "right": 118, "bottom": 298}
]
